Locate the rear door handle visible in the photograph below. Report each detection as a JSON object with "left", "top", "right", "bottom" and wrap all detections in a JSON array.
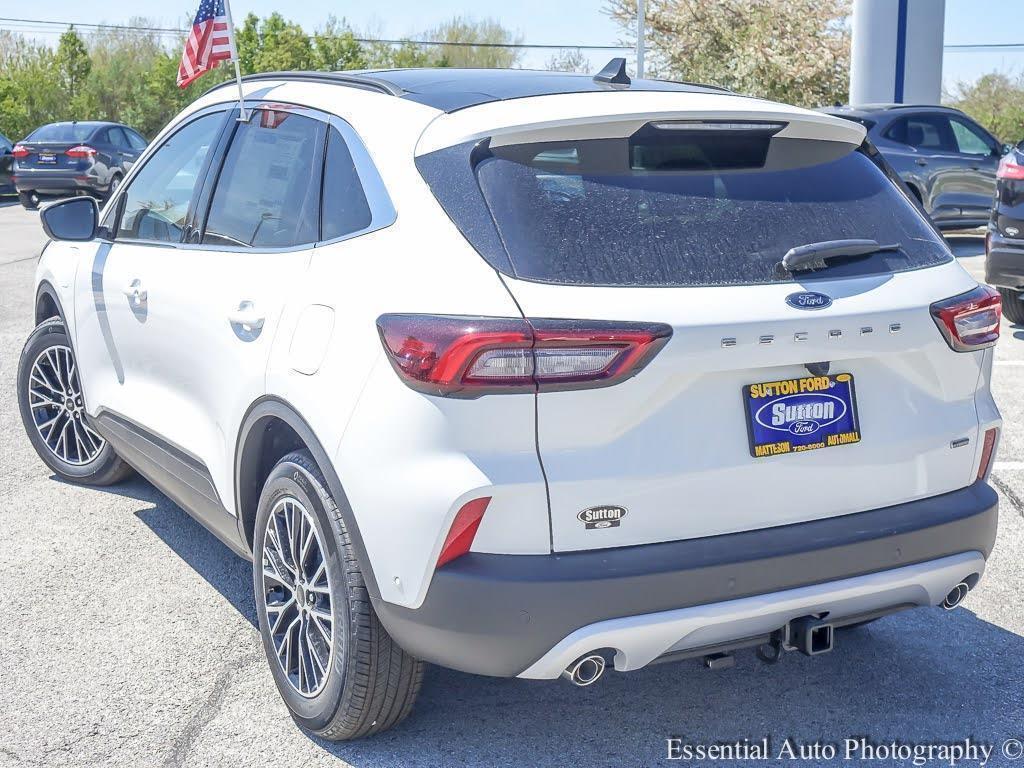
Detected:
[
  {"left": 228, "top": 301, "right": 265, "bottom": 331},
  {"left": 915, "top": 159, "right": 928, "bottom": 166},
  {"left": 123, "top": 279, "right": 147, "bottom": 306}
]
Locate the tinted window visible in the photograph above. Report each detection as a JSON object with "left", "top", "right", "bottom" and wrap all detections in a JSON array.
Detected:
[
  {"left": 116, "top": 112, "right": 224, "bottom": 243},
  {"left": 885, "top": 116, "right": 954, "bottom": 152},
  {"left": 421, "top": 132, "right": 951, "bottom": 287},
  {"left": 0, "top": 134, "right": 11, "bottom": 152},
  {"left": 125, "top": 130, "right": 148, "bottom": 151},
  {"left": 28, "top": 123, "right": 97, "bottom": 143},
  {"left": 108, "top": 127, "right": 131, "bottom": 149},
  {"left": 203, "top": 109, "right": 325, "bottom": 248},
  {"left": 950, "top": 118, "right": 994, "bottom": 155},
  {"left": 321, "top": 126, "right": 371, "bottom": 240}
]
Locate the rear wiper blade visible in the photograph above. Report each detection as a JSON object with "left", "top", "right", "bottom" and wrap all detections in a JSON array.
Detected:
[{"left": 781, "top": 239, "right": 901, "bottom": 272}]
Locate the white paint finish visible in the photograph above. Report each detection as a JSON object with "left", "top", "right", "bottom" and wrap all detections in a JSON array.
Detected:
[
  {"left": 288, "top": 304, "right": 334, "bottom": 375},
  {"left": 261, "top": 119, "right": 551, "bottom": 607},
  {"left": 416, "top": 90, "right": 865, "bottom": 155},
  {"left": 74, "top": 239, "right": 309, "bottom": 512},
  {"left": 519, "top": 552, "right": 985, "bottom": 678},
  {"left": 504, "top": 259, "right": 995, "bottom": 552},
  {"left": 850, "top": 0, "right": 945, "bottom": 105}
]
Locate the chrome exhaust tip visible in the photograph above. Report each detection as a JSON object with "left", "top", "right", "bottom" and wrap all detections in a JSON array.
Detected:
[
  {"left": 942, "top": 581, "right": 970, "bottom": 610},
  {"left": 561, "top": 654, "right": 606, "bottom": 687}
]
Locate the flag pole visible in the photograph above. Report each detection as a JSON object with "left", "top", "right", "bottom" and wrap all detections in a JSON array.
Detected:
[{"left": 222, "top": 0, "right": 248, "bottom": 121}]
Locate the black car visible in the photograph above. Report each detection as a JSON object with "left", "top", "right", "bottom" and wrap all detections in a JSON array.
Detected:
[
  {"left": 0, "top": 133, "right": 15, "bottom": 195},
  {"left": 823, "top": 104, "right": 1010, "bottom": 230},
  {"left": 13, "top": 121, "right": 147, "bottom": 209},
  {"left": 985, "top": 144, "right": 1024, "bottom": 323}
]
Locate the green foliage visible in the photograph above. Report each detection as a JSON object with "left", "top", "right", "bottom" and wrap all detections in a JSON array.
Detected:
[
  {"left": 423, "top": 17, "right": 523, "bottom": 68},
  {"left": 947, "top": 73, "right": 1024, "bottom": 144},
  {"left": 55, "top": 27, "right": 91, "bottom": 104},
  {"left": 0, "top": 13, "right": 511, "bottom": 141}
]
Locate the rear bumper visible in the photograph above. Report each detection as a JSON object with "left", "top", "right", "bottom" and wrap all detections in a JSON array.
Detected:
[
  {"left": 374, "top": 481, "right": 998, "bottom": 677},
  {"left": 986, "top": 233, "right": 1024, "bottom": 288},
  {"left": 14, "top": 170, "right": 102, "bottom": 194}
]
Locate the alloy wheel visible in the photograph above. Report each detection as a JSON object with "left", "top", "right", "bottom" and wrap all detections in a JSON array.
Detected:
[
  {"left": 26, "top": 345, "right": 105, "bottom": 465},
  {"left": 260, "top": 496, "right": 336, "bottom": 697}
]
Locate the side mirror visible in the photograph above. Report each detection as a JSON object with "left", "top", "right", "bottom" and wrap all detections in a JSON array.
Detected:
[
  {"left": 1002, "top": 143, "right": 1013, "bottom": 156},
  {"left": 40, "top": 197, "right": 98, "bottom": 242}
]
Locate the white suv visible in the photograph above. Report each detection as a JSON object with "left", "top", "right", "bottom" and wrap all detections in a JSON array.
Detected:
[{"left": 18, "top": 63, "right": 1002, "bottom": 739}]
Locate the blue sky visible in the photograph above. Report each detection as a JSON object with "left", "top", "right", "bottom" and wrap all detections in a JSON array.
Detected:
[{"left": 10, "top": 0, "right": 1024, "bottom": 93}]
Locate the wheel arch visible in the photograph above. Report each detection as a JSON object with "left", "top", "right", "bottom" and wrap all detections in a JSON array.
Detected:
[
  {"left": 35, "top": 280, "right": 66, "bottom": 326},
  {"left": 235, "top": 396, "right": 381, "bottom": 599}
]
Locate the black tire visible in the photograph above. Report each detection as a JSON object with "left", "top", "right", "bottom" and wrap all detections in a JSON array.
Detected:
[
  {"left": 105, "top": 174, "right": 122, "bottom": 201},
  {"left": 17, "top": 318, "right": 132, "bottom": 485},
  {"left": 18, "top": 190, "right": 38, "bottom": 210},
  {"left": 999, "top": 288, "right": 1024, "bottom": 325},
  {"left": 253, "top": 450, "right": 424, "bottom": 740}
]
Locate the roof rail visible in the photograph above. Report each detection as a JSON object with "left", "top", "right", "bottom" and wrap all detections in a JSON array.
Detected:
[{"left": 201, "top": 71, "right": 404, "bottom": 98}]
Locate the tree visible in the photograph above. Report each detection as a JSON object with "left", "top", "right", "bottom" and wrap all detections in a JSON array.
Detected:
[
  {"left": 424, "top": 16, "right": 523, "bottom": 69},
  {"left": 237, "top": 13, "right": 314, "bottom": 74},
  {"left": 948, "top": 73, "right": 1024, "bottom": 144},
  {"left": 604, "top": 0, "right": 851, "bottom": 108},
  {"left": 55, "top": 27, "right": 91, "bottom": 106},
  {"left": 312, "top": 17, "right": 367, "bottom": 71},
  {"left": 545, "top": 48, "right": 591, "bottom": 73}
]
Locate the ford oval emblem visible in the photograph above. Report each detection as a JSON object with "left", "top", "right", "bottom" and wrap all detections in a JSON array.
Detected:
[{"left": 786, "top": 291, "right": 832, "bottom": 311}]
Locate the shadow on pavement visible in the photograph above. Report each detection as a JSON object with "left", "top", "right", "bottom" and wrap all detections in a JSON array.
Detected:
[
  {"left": 113, "top": 474, "right": 1024, "bottom": 766},
  {"left": 944, "top": 233, "right": 986, "bottom": 259}
]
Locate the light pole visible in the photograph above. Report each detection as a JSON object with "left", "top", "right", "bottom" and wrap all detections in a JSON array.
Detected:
[{"left": 637, "top": 0, "right": 646, "bottom": 79}]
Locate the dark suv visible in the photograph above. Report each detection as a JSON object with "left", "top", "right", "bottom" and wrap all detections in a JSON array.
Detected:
[
  {"left": 13, "top": 121, "right": 147, "bottom": 209},
  {"left": 823, "top": 104, "right": 1009, "bottom": 230},
  {"left": 985, "top": 143, "right": 1024, "bottom": 323}
]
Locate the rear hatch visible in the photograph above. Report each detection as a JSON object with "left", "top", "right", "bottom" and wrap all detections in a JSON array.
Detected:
[{"left": 417, "top": 105, "right": 991, "bottom": 552}]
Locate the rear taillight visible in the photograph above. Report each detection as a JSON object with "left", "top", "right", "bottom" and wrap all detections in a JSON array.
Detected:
[
  {"left": 930, "top": 286, "right": 1001, "bottom": 352},
  {"left": 65, "top": 145, "right": 97, "bottom": 158},
  {"left": 997, "top": 153, "right": 1024, "bottom": 180},
  {"left": 436, "top": 497, "right": 490, "bottom": 568},
  {"left": 977, "top": 428, "right": 998, "bottom": 480},
  {"left": 376, "top": 314, "right": 672, "bottom": 397},
  {"left": 11, "top": 144, "right": 29, "bottom": 158}
]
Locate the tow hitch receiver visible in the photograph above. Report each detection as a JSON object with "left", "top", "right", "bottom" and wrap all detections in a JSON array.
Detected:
[{"left": 789, "top": 616, "right": 834, "bottom": 656}]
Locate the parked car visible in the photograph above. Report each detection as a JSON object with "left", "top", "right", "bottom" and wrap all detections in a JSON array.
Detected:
[
  {"left": 822, "top": 104, "right": 1010, "bottom": 229},
  {"left": 985, "top": 141, "right": 1024, "bottom": 323},
  {"left": 0, "top": 132, "right": 15, "bottom": 195},
  {"left": 19, "top": 64, "right": 1001, "bottom": 740},
  {"left": 12, "top": 121, "right": 147, "bottom": 209}
]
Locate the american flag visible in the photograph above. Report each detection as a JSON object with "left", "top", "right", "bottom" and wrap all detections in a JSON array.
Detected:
[{"left": 177, "top": 0, "right": 235, "bottom": 89}]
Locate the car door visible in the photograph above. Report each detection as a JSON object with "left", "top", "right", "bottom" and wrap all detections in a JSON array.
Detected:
[
  {"left": 948, "top": 115, "right": 1001, "bottom": 220},
  {"left": 107, "top": 127, "right": 142, "bottom": 175},
  {"left": 74, "top": 108, "right": 239, "bottom": 532},
  {"left": 103, "top": 104, "right": 327, "bottom": 528},
  {"left": 884, "top": 113, "right": 963, "bottom": 224}
]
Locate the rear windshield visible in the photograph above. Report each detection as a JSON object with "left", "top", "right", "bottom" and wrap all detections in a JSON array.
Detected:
[
  {"left": 418, "top": 128, "right": 951, "bottom": 286},
  {"left": 27, "top": 123, "right": 97, "bottom": 143}
]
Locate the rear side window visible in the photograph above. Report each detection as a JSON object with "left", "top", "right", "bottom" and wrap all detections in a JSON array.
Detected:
[
  {"left": 203, "top": 108, "right": 325, "bottom": 248},
  {"left": 419, "top": 128, "right": 951, "bottom": 287},
  {"left": 885, "top": 115, "right": 955, "bottom": 152},
  {"left": 28, "top": 123, "right": 96, "bottom": 143},
  {"left": 321, "top": 126, "right": 372, "bottom": 241},
  {"left": 107, "top": 127, "right": 131, "bottom": 149}
]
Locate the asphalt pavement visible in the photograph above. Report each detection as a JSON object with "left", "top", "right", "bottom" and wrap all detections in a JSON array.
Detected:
[{"left": 0, "top": 203, "right": 1022, "bottom": 767}]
